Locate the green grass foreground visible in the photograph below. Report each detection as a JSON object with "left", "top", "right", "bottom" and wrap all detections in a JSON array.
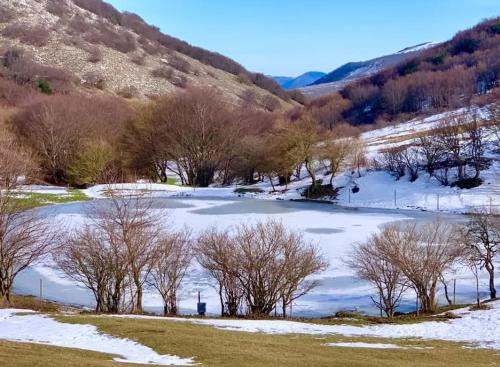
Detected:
[{"left": 13, "top": 189, "right": 90, "bottom": 209}]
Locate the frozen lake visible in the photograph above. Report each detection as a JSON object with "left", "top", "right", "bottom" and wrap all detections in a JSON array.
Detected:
[{"left": 13, "top": 197, "right": 490, "bottom": 317}]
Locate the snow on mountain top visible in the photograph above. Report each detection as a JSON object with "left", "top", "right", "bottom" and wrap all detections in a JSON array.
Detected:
[{"left": 397, "top": 42, "right": 440, "bottom": 54}]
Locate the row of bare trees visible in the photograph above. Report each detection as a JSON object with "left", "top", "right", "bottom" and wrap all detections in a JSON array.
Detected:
[
  {"left": 349, "top": 211, "right": 499, "bottom": 317},
  {"left": 50, "top": 192, "right": 327, "bottom": 316},
  {"left": 377, "top": 109, "right": 494, "bottom": 187}
]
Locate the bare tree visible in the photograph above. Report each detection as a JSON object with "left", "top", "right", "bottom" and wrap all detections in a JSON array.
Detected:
[
  {"left": 488, "top": 103, "right": 500, "bottom": 150},
  {"left": 376, "top": 220, "right": 463, "bottom": 313},
  {"left": 461, "top": 244, "right": 483, "bottom": 308},
  {"left": 149, "top": 230, "right": 193, "bottom": 315},
  {"left": 321, "top": 137, "right": 353, "bottom": 186},
  {"left": 349, "top": 139, "right": 368, "bottom": 178},
  {"left": 279, "top": 241, "right": 328, "bottom": 318},
  {"left": 197, "top": 221, "right": 327, "bottom": 317},
  {"left": 348, "top": 236, "right": 408, "bottom": 318},
  {"left": 196, "top": 227, "right": 244, "bottom": 317},
  {"left": 95, "top": 191, "right": 161, "bottom": 313},
  {"left": 417, "top": 136, "right": 442, "bottom": 175},
  {"left": 233, "top": 220, "right": 326, "bottom": 316},
  {"left": 0, "top": 133, "right": 56, "bottom": 306},
  {"left": 461, "top": 208, "right": 500, "bottom": 299},
  {"left": 55, "top": 224, "right": 129, "bottom": 313}
]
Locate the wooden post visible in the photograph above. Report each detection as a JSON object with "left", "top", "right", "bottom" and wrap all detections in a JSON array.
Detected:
[
  {"left": 394, "top": 190, "right": 397, "bottom": 207},
  {"left": 453, "top": 279, "right": 456, "bottom": 304},
  {"left": 39, "top": 279, "right": 43, "bottom": 309},
  {"left": 380, "top": 293, "right": 383, "bottom": 317},
  {"left": 415, "top": 293, "right": 419, "bottom": 316},
  {"left": 437, "top": 194, "right": 440, "bottom": 211}
]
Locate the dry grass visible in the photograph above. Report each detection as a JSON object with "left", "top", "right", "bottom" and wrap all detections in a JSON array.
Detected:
[{"left": 41, "top": 314, "right": 499, "bottom": 367}]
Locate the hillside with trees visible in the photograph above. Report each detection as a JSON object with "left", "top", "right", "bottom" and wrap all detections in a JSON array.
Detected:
[{"left": 301, "top": 17, "right": 500, "bottom": 126}]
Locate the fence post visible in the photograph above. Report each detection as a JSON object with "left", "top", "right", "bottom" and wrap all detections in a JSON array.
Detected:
[
  {"left": 39, "top": 279, "right": 43, "bottom": 309},
  {"left": 394, "top": 189, "right": 397, "bottom": 208},
  {"left": 437, "top": 193, "right": 440, "bottom": 211}
]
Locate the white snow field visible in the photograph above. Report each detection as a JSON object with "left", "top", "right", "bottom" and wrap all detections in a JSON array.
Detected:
[
  {"left": 115, "top": 300, "right": 500, "bottom": 350},
  {"left": 0, "top": 309, "right": 194, "bottom": 365}
]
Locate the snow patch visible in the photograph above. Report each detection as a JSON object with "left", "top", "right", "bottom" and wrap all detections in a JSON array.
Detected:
[{"left": 0, "top": 310, "right": 193, "bottom": 365}]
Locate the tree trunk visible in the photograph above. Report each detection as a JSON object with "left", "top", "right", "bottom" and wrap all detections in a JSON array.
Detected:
[
  {"left": 218, "top": 284, "right": 225, "bottom": 317},
  {"left": 475, "top": 274, "right": 480, "bottom": 308},
  {"left": 485, "top": 262, "right": 496, "bottom": 299},
  {"left": 440, "top": 276, "right": 452, "bottom": 305}
]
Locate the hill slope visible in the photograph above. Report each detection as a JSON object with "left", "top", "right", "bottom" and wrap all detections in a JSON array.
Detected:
[
  {"left": 0, "top": 0, "right": 296, "bottom": 109},
  {"left": 299, "top": 42, "right": 437, "bottom": 98}
]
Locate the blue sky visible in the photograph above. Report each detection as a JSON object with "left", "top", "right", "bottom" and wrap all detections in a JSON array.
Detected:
[{"left": 107, "top": 0, "right": 500, "bottom": 77}]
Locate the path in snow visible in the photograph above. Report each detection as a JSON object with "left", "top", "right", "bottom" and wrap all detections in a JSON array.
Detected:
[
  {"left": 0, "top": 309, "right": 193, "bottom": 366},
  {"left": 114, "top": 300, "right": 500, "bottom": 350}
]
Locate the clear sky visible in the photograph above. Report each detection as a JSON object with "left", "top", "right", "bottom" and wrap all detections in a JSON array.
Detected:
[{"left": 107, "top": 0, "right": 500, "bottom": 77}]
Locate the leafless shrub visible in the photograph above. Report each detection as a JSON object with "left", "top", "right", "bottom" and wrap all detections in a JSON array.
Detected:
[
  {"left": 171, "top": 74, "right": 187, "bottom": 88},
  {"left": 417, "top": 136, "right": 443, "bottom": 175},
  {"left": 348, "top": 236, "right": 409, "bottom": 317},
  {"left": 196, "top": 220, "right": 327, "bottom": 317},
  {"left": 320, "top": 137, "right": 354, "bottom": 186},
  {"left": 67, "top": 14, "right": 91, "bottom": 35},
  {"left": 167, "top": 54, "right": 191, "bottom": 74},
  {"left": 2, "top": 47, "right": 23, "bottom": 69},
  {"left": 0, "top": 77, "right": 36, "bottom": 106},
  {"left": 196, "top": 228, "right": 245, "bottom": 317},
  {"left": 371, "top": 220, "right": 463, "bottom": 313},
  {"left": 459, "top": 208, "right": 500, "bottom": 300},
  {"left": 4, "top": 52, "right": 74, "bottom": 92},
  {"left": 240, "top": 89, "right": 258, "bottom": 106},
  {"left": 149, "top": 230, "right": 193, "bottom": 315},
  {"left": 237, "top": 72, "right": 252, "bottom": 85},
  {"left": 85, "top": 22, "right": 137, "bottom": 54},
  {"left": 378, "top": 147, "right": 406, "bottom": 179},
  {"left": 489, "top": 103, "right": 500, "bottom": 150},
  {"left": 0, "top": 133, "right": 56, "bottom": 306},
  {"left": 1, "top": 22, "right": 51, "bottom": 47},
  {"left": 46, "top": 0, "right": 68, "bottom": 17},
  {"left": 55, "top": 223, "right": 129, "bottom": 313},
  {"left": 73, "top": 0, "right": 123, "bottom": 25},
  {"left": 261, "top": 94, "right": 280, "bottom": 112},
  {"left": 87, "top": 46, "right": 103, "bottom": 63},
  {"left": 138, "top": 36, "right": 159, "bottom": 56},
  {"left": 117, "top": 85, "right": 139, "bottom": 99},
  {"left": 0, "top": 5, "right": 14, "bottom": 23},
  {"left": 130, "top": 54, "right": 146, "bottom": 66},
  {"left": 82, "top": 72, "right": 106, "bottom": 90},
  {"left": 9, "top": 95, "right": 131, "bottom": 183},
  {"left": 151, "top": 66, "right": 174, "bottom": 80},
  {"left": 288, "top": 89, "right": 306, "bottom": 104}
]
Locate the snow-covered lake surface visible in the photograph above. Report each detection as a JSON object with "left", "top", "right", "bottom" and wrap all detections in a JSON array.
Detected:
[
  {"left": 13, "top": 197, "right": 492, "bottom": 317},
  {"left": 0, "top": 309, "right": 193, "bottom": 365}
]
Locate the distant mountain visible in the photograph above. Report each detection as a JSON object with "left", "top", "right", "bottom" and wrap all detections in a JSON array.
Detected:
[
  {"left": 272, "top": 71, "right": 326, "bottom": 90},
  {"left": 299, "top": 42, "right": 438, "bottom": 98}
]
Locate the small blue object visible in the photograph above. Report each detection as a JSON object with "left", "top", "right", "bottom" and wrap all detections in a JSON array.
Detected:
[{"left": 197, "top": 302, "right": 206, "bottom": 316}]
